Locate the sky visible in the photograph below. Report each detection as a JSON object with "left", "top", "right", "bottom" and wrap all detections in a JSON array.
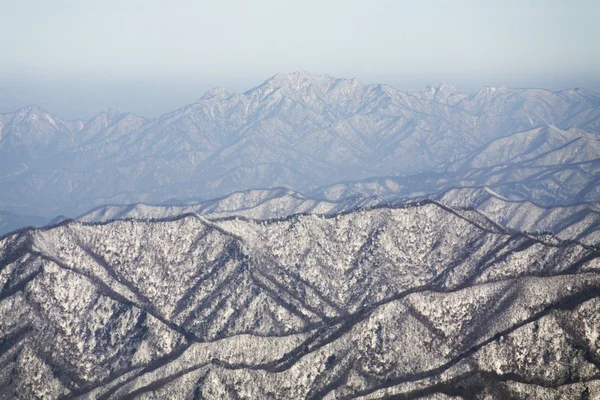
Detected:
[{"left": 1, "top": 0, "right": 599, "bottom": 119}]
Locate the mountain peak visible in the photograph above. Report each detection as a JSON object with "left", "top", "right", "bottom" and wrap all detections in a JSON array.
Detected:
[
  {"left": 262, "top": 71, "right": 337, "bottom": 89},
  {"left": 14, "top": 104, "right": 61, "bottom": 126},
  {"left": 201, "top": 87, "right": 230, "bottom": 100},
  {"left": 271, "top": 70, "right": 319, "bottom": 81},
  {"left": 17, "top": 104, "right": 45, "bottom": 115},
  {"left": 478, "top": 85, "right": 510, "bottom": 95},
  {"left": 436, "top": 82, "right": 457, "bottom": 92},
  {"left": 414, "top": 82, "right": 465, "bottom": 103},
  {"left": 106, "top": 105, "right": 119, "bottom": 118}
]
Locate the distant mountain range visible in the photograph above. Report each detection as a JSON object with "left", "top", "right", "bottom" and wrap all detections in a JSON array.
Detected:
[
  {"left": 2, "top": 201, "right": 599, "bottom": 398},
  {"left": 1, "top": 72, "right": 599, "bottom": 218},
  {"left": 312, "top": 124, "right": 600, "bottom": 205}
]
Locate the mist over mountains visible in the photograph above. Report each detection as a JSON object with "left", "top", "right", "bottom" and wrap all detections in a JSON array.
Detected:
[
  {"left": 1, "top": 72, "right": 600, "bottom": 399},
  {"left": 1, "top": 72, "right": 599, "bottom": 219}
]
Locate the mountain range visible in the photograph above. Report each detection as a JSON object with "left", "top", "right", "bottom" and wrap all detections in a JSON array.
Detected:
[
  {"left": 1, "top": 72, "right": 599, "bottom": 219},
  {"left": 2, "top": 201, "right": 599, "bottom": 398},
  {"left": 62, "top": 185, "right": 596, "bottom": 246},
  {"left": 312, "top": 124, "right": 600, "bottom": 206},
  {"left": 2, "top": 73, "right": 600, "bottom": 398}
]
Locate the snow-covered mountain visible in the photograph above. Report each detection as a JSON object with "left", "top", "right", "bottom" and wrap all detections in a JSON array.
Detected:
[
  {"left": 312, "top": 124, "right": 600, "bottom": 206},
  {"left": 72, "top": 185, "right": 600, "bottom": 247},
  {"left": 1, "top": 72, "right": 599, "bottom": 217},
  {"left": 429, "top": 187, "right": 600, "bottom": 246},
  {"left": 1, "top": 202, "right": 599, "bottom": 398},
  {"left": 74, "top": 187, "right": 380, "bottom": 223},
  {"left": 2, "top": 72, "right": 599, "bottom": 399}
]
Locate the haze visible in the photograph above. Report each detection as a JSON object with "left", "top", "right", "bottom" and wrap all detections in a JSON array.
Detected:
[{"left": 1, "top": 0, "right": 599, "bottom": 119}]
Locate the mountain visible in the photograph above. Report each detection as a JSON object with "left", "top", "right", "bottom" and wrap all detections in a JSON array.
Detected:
[
  {"left": 74, "top": 187, "right": 379, "bottom": 223},
  {"left": 1, "top": 72, "right": 599, "bottom": 217},
  {"left": 429, "top": 187, "right": 600, "bottom": 246},
  {"left": 0, "top": 105, "right": 82, "bottom": 175},
  {"left": 311, "top": 124, "right": 600, "bottom": 207},
  {"left": 1, "top": 202, "right": 599, "bottom": 398},
  {"left": 73, "top": 185, "right": 600, "bottom": 247},
  {"left": 451, "top": 125, "right": 600, "bottom": 170}
]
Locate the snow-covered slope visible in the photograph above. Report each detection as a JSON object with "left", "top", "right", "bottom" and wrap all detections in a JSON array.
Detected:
[
  {"left": 73, "top": 186, "right": 600, "bottom": 246},
  {"left": 430, "top": 187, "right": 600, "bottom": 246},
  {"left": 75, "top": 187, "right": 379, "bottom": 223},
  {"left": 312, "top": 124, "right": 600, "bottom": 207},
  {"left": 1, "top": 72, "right": 599, "bottom": 217},
  {"left": 1, "top": 202, "right": 599, "bottom": 398}
]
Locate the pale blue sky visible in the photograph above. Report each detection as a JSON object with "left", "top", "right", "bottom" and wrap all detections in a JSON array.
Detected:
[{"left": 1, "top": 0, "right": 599, "bottom": 118}]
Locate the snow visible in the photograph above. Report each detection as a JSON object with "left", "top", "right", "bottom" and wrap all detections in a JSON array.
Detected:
[
  {"left": 2, "top": 72, "right": 599, "bottom": 218},
  {"left": 1, "top": 201, "right": 600, "bottom": 398}
]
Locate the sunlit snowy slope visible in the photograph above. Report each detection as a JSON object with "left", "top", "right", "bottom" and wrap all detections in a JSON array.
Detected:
[
  {"left": 74, "top": 186, "right": 600, "bottom": 246},
  {"left": 1, "top": 202, "right": 599, "bottom": 398}
]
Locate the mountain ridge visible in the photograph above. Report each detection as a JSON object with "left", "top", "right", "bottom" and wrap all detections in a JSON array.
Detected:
[
  {"left": 2, "top": 200, "right": 600, "bottom": 398},
  {"left": 1, "top": 72, "right": 599, "bottom": 217},
  {"left": 22, "top": 192, "right": 599, "bottom": 250}
]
